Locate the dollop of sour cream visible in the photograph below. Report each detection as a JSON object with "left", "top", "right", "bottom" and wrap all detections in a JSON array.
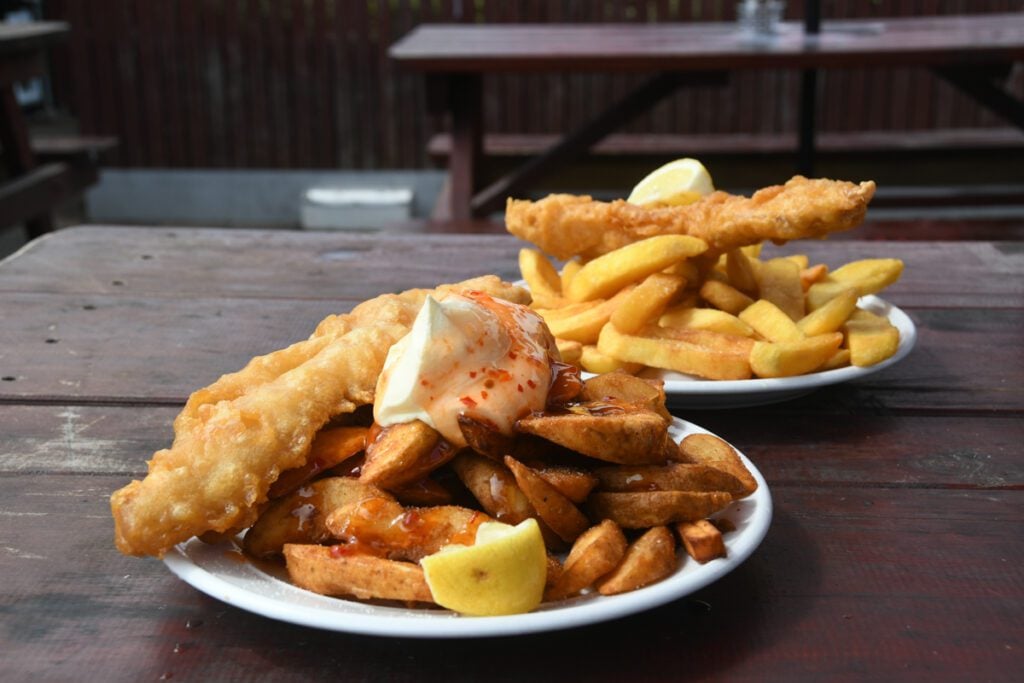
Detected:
[{"left": 374, "top": 290, "right": 556, "bottom": 447}]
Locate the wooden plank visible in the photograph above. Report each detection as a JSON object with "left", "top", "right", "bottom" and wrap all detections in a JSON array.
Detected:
[
  {"left": 1, "top": 475, "right": 1020, "bottom": 681},
  {"left": 2, "top": 229, "right": 1020, "bottom": 308},
  {"left": 0, "top": 291, "right": 1020, "bottom": 410}
]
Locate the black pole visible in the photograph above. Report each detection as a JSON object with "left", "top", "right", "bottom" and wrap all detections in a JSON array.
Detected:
[{"left": 797, "top": 0, "right": 821, "bottom": 176}]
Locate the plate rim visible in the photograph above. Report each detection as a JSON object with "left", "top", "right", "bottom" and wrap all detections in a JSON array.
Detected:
[{"left": 163, "top": 417, "right": 772, "bottom": 638}]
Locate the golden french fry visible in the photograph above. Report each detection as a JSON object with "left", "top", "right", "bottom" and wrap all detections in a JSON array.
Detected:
[
  {"left": 566, "top": 235, "right": 707, "bottom": 302},
  {"left": 739, "top": 299, "right": 805, "bottom": 342},
  {"left": 518, "top": 248, "right": 562, "bottom": 299},
  {"left": 579, "top": 344, "right": 643, "bottom": 375},
  {"left": 540, "top": 287, "right": 634, "bottom": 344},
  {"left": 555, "top": 338, "right": 583, "bottom": 364},
  {"left": 661, "top": 259, "right": 700, "bottom": 282},
  {"left": 609, "top": 272, "right": 686, "bottom": 334},
  {"left": 829, "top": 258, "right": 904, "bottom": 295},
  {"left": 749, "top": 332, "right": 844, "bottom": 378},
  {"left": 598, "top": 323, "right": 752, "bottom": 380},
  {"left": 505, "top": 456, "right": 590, "bottom": 544},
  {"left": 560, "top": 258, "right": 583, "bottom": 293},
  {"left": 596, "top": 526, "right": 677, "bottom": 595},
  {"left": 676, "top": 520, "right": 726, "bottom": 564},
  {"left": 784, "top": 253, "right": 809, "bottom": 269},
  {"left": 725, "top": 248, "right": 759, "bottom": 295},
  {"left": 530, "top": 290, "right": 573, "bottom": 309},
  {"left": 800, "top": 263, "right": 829, "bottom": 290},
  {"left": 658, "top": 306, "right": 755, "bottom": 338},
  {"left": 284, "top": 544, "right": 434, "bottom": 603},
  {"left": 806, "top": 280, "right": 853, "bottom": 311},
  {"left": 819, "top": 347, "right": 851, "bottom": 371},
  {"left": 797, "top": 287, "right": 859, "bottom": 336},
  {"left": 675, "top": 433, "right": 758, "bottom": 496},
  {"left": 699, "top": 279, "right": 755, "bottom": 315},
  {"left": 843, "top": 308, "right": 900, "bottom": 367},
  {"left": 547, "top": 520, "right": 628, "bottom": 600},
  {"left": 244, "top": 477, "right": 393, "bottom": 558},
  {"left": 757, "top": 257, "right": 805, "bottom": 321},
  {"left": 646, "top": 324, "right": 756, "bottom": 356},
  {"left": 588, "top": 490, "right": 733, "bottom": 528}
]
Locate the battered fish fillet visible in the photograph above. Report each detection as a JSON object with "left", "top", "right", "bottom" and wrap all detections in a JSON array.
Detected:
[
  {"left": 505, "top": 176, "right": 876, "bottom": 261},
  {"left": 111, "top": 275, "right": 528, "bottom": 557}
]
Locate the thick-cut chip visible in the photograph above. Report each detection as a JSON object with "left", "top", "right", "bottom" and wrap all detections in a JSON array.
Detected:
[
  {"left": 593, "top": 462, "right": 747, "bottom": 497},
  {"left": 819, "top": 347, "right": 852, "bottom": 371},
  {"left": 566, "top": 235, "right": 707, "bottom": 302},
  {"left": 560, "top": 258, "right": 583, "bottom": 293},
  {"left": 541, "top": 287, "right": 634, "bottom": 344},
  {"left": 829, "top": 258, "right": 904, "bottom": 295},
  {"left": 243, "top": 477, "right": 391, "bottom": 558},
  {"left": 450, "top": 452, "right": 534, "bottom": 525},
  {"left": 596, "top": 526, "right": 677, "bottom": 595},
  {"left": 579, "top": 344, "right": 644, "bottom": 375},
  {"left": 360, "top": 420, "right": 454, "bottom": 490},
  {"left": 519, "top": 248, "right": 563, "bottom": 300},
  {"left": 843, "top": 308, "right": 901, "bottom": 367},
  {"left": 608, "top": 272, "right": 687, "bottom": 334},
  {"left": 675, "top": 433, "right": 758, "bottom": 496},
  {"left": 588, "top": 490, "right": 732, "bottom": 528},
  {"left": 505, "top": 456, "right": 590, "bottom": 544},
  {"left": 325, "top": 497, "right": 489, "bottom": 562},
  {"left": 581, "top": 372, "right": 671, "bottom": 424},
  {"left": 699, "top": 279, "right": 755, "bottom": 315},
  {"left": 598, "top": 323, "right": 752, "bottom": 380},
  {"left": 796, "top": 287, "right": 858, "bottom": 336},
  {"left": 725, "top": 248, "right": 759, "bottom": 295},
  {"left": 749, "top": 332, "right": 843, "bottom": 378},
  {"left": 546, "top": 520, "right": 628, "bottom": 600},
  {"left": 555, "top": 338, "right": 583, "bottom": 364},
  {"left": 757, "top": 258, "right": 805, "bottom": 321},
  {"left": 659, "top": 306, "right": 755, "bottom": 338},
  {"left": 284, "top": 544, "right": 434, "bottom": 603},
  {"left": 676, "top": 520, "right": 726, "bottom": 563},
  {"left": 800, "top": 263, "right": 829, "bottom": 290},
  {"left": 388, "top": 477, "right": 453, "bottom": 506},
  {"left": 516, "top": 406, "right": 670, "bottom": 465},
  {"left": 268, "top": 426, "right": 368, "bottom": 498},
  {"left": 739, "top": 299, "right": 805, "bottom": 342},
  {"left": 646, "top": 324, "right": 756, "bottom": 355}
]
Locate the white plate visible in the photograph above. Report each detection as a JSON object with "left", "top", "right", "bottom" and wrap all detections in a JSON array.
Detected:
[
  {"left": 164, "top": 417, "right": 772, "bottom": 638},
  {"left": 642, "top": 295, "right": 916, "bottom": 408}
]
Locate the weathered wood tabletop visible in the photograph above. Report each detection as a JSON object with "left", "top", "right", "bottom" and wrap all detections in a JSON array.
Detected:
[{"left": 1, "top": 226, "right": 1022, "bottom": 681}]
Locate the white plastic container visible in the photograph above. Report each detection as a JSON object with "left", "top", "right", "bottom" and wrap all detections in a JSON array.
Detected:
[{"left": 300, "top": 187, "right": 414, "bottom": 230}]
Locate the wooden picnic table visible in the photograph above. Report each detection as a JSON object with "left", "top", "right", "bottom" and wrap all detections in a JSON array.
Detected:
[
  {"left": 1, "top": 225, "right": 1022, "bottom": 680},
  {"left": 391, "top": 12, "right": 1024, "bottom": 220}
]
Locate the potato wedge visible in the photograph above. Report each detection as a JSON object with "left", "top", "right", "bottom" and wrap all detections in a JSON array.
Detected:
[
  {"left": 675, "top": 433, "right": 757, "bottom": 496},
  {"left": 360, "top": 420, "right": 454, "bottom": 490},
  {"left": 593, "top": 462, "right": 747, "bottom": 497},
  {"left": 598, "top": 323, "right": 752, "bottom": 381},
  {"left": 450, "top": 452, "right": 534, "bottom": 525},
  {"left": 457, "top": 414, "right": 516, "bottom": 460},
  {"left": 325, "top": 497, "right": 490, "bottom": 562},
  {"left": 581, "top": 372, "right": 671, "bottom": 424},
  {"left": 268, "top": 426, "right": 368, "bottom": 498},
  {"left": 843, "top": 308, "right": 901, "bottom": 367},
  {"left": 505, "top": 456, "right": 590, "bottom": 544},
  {"left": 284, "top": 544, "right": 433, "bottom": 603},
  {"left": 516, "top": 405, "right": 670, "bottom": 465},
  {"left": 587, "top": 490, "right": 732, "bottom": 528},
  {"left": 243, "top": 477, "right": 391, "bottom": 558},
  {"left": 749, "top": 331, "right": 844, "bottom": 378},
  {"left": 546, "top": 520, "right": 628, "bottom": 600},
  {"left": 527, "top": 464, "right": 599, "bottom": 503},
  {"left": 676, "top": 520, "right": 727, "bottom": 564},
  {"left": 609, "top": 272, "right": 687, "bottom": 334},
  {"left": 566, "top": 234, "right": 707, "bottom": 302},
  {"left": 596, "top": 526, "right": 677, "bottom": 595}
]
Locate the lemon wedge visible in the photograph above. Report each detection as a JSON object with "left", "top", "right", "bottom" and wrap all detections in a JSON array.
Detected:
[
  {"left": 420, "top": 518, "right": 547, "bottom": 616},
  {"left": 626, "top": 157, "right": 715, "bottom": 206}
]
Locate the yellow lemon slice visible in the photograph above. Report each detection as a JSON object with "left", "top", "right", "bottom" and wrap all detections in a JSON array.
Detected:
[
  {"left": 420, "top": 519, "right": 547, "bottom": 616},
  {"left": 626, "top": 157, "right": 715, "bottom": 206}
]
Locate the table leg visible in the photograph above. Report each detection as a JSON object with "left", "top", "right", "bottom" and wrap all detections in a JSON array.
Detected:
[
  {"left": 0, "top": 84, "right": 54, "bottom": 237},
  {"left": 797, "top": 69, "right": 817, "bottom": 177},
  {"left": 447, "top": 74, "right": 482, "bottom": 222}
]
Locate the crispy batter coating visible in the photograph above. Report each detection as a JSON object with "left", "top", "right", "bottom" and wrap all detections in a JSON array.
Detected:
[
  {"left": 110, "top": 275, "right": 526, "bottom": 557},
  {"left": 505, "top": 176, "right": 876, "bottom": 261}
]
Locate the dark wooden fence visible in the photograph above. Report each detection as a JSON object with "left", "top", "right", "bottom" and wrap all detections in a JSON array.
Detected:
[{"left": 43, "top": 1, "right": 1024, "bottom": 170}]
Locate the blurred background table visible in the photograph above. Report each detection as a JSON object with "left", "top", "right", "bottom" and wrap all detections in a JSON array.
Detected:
[
  {"left": 1, "top": 226, "right": 1022, "bottom": 680},
  {"left": 392, "top": 13, "right": 1024, "bottom": 220}
]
